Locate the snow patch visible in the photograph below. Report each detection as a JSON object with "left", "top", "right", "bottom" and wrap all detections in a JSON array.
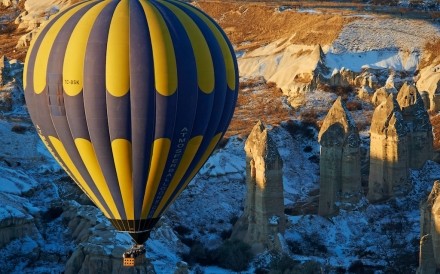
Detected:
[{"left": 326, "top": 49, "right": 419, "bottom": 72}]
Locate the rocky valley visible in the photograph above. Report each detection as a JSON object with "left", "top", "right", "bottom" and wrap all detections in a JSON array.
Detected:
[{"left": 2, "top": 0, "right": 440, "bottom": 273}]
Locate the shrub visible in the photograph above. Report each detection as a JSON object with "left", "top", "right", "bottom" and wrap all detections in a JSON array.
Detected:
[
  {"left": 283, "top": 120, "right": 317, "bottom": 139},
  {"left": 303, "top": 145, "right": 313, "bottom": 153},
  {"left": 301, "top": 261, "right": 323, "bottom": 273},
  {"left": 42, "top": 206, "right": 63, "bottom": 222},
  {"left": 239, "top": 77, "right": 265, "bottom": 90},
  {"left": 270, "top": 254, "right": 299, "bottom": 273},
  {"left": 319, "top": 84, "right": 354, "bottom": 100},
  {"left": 348, "top": 260, "right": 365, "bottom": 273},
  {"left": 211, "top": 239, "right": 253, "bottom": 271},
  {"left": 300, "top": 109, "right": 320, "bottom": 126},
  {"left": 11, "top": 124, "right": 27, "bottom": 134},
  {"left": 229, "top": 215, "right": 238, "bottom": 225},
  {"left": 304, "top": 232, "right": 327, "bottom": 254},
  {"left": 254, "top": 268, "right": 269, "bottom": 274},
  {"left": 182, "top": 241, "right": 212, "bottom": 266},
  {"left": 356, "top": 120, "right": 370, "bottom": 132},
  {"left": 174, "top": 225, "right": 191, "bottom": 236},
  {"left": 371, "top": 0, "right": 398, "bottom": 5},
  {"left": 181, "top": 237, "right": 196, "bottom": 248},
  {"left": 220, "top": 229, "right": 232, "bottom": 240},
  {"left": 217, "top": 137, "right": 229, "bottom": 149},
  {"left": 266, "top": 81, "right": 277, "bottom": 89},
  {"left": 308, "top": 155, "right": 319, "bottom": 164},
  {"left": 286, "top": 240, "right": 304, "bottom": 255},
  {"left": 346, "top": 101, "right": 363, "bottom": 111}
]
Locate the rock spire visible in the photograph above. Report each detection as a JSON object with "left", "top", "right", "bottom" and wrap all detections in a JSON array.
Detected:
[
  {"left": 318, "top": 97, "right": 361, "bottom": 216},
  {"left": 368, "top": 94, "right": 409, "bottom": 202},
  {"left": 231, "top": 121, "right": 285, "bottom": 254},
  {"left": 396, "top": 82, "right": 433, "bottom": 169}
]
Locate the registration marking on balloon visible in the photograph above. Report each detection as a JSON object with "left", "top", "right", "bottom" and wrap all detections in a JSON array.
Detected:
[
  {"left": 64, "top": 79, "right": 80, "bottom": 85},
  {"left": 150, "top": 127, "right": 189, "bottom": 214}
]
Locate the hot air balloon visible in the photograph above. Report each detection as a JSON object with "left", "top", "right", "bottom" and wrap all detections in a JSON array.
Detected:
[{"left": 23, "top": 0, "right": 238, "bottom": 264}]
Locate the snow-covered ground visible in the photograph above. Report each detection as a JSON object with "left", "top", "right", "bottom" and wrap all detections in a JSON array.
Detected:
[
  {"left": 151, "top": 116, "right": 440, "bottom": 273},
  {"left": 1, "top": 1, "right": 440, "bottom": 273},
  {"left": 331, "top": 18, "right": 440, "bottom": 54}
]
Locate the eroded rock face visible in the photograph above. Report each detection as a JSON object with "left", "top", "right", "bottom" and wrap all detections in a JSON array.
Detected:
[
  {"left": 329, "top": 67, "right": 356, "bottom": 87},
  {"left": 63, "top": 202, "right": 156, "bottom": 274},
  {"left": 15, "top": 0, "right": 71, "bottom": 48},
  {"left": 371, "top": 86, "right": 397, "bottom": 107},
  {"left": 431, "top": 83, "right": 440, "bottom": 113},
  {"left": 239, "top": 42, "right": 327, "bottom": 108},
  {"left": 0, "top": 193, "right": 38, "bottom": 248},
  {"left": 1, "top": 0, "right": 18, "bottom": 7},
  {"left": 396, "top": 82, "right": 433, "bottom": 169},
  {"left": 0, "top": 57, "right": 25, "bottom": 112},
  {"left": 354, "top": 69, "right": 380, "bottom": 90},
  {"left": 231, "top": 121, "right": 285, "bottom": 254},
  {"left": 358, "top": 83, "right": 373, "bottom": 100},
  {"left": 418, "top": 181, "right": 440, "bottom": 274},
  {"left": 318, "top": 97, "right": 361, "bottom": 216},
  {"left": 368, "top": 95, "right": 409, "bottom": 202},
  {"left": 416, "top": 63, "right": 440, "bottom": 112}
]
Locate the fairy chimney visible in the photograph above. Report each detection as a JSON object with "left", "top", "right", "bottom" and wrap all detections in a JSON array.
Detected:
[
  {"left": 318, "top": 97, "right": 361, "bottom": 216},
  {"left": 419, "top": 90, "right": 430, "bottom": 110},
  {"left": 396, "top": 82, "right": 433, "bottom": 169},
  {"left": 0, "top": 56, "right": 8, "bottom": 86},
  {"left": 231, "top": 121, "right": 285, "bottom": 254},
  {"left": 368, "top": 95, "right": 409, "bottom": 202},
  {"left": 418, "top": 181, "right": 440, "bottom": 274},
  {"left": 429, "top": 82, "right": 440, "bottom": 112}
]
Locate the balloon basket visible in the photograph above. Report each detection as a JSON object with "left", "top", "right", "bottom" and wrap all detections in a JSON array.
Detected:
[{"left": 122, "top": 244, "right": 146, "bottom": 267}]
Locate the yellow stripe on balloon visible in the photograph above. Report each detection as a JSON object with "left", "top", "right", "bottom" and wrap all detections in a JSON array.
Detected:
[
  {"left": 75, "top": 138, "right": 122, "bottom": 219},
  {"left": 161, "top": 2, "right": 214, "bottom": 94},
  {"left": 39, "top": 134, "right": 104, "bottom": 217},
  {"left": 169, "top": 0, "right": 236, "bottom": 91},
  {"left": 140, "top": 0, "right": 177, "bottom": 96},
  {"left": 23, "top": 1, "right": 91, "bottom": 90},
  {"left": 111, "top": 139, "right": 134, "bottom": 220},
  {"left": 64, "top": 1, "right": 111, "bottom": 96},
  {"left": 153, "top": 133, "right": 222, "bottom": 218},
  {"left": 141, "top": 138, "right": 171, "bottom": 219},
  {"left": 106, "top": 0, "right": 130, "bottom": 97},
  {"left": 48, "top": 136, "right": 111, "bottom": 218},
  {"left": 153, "top": 136, "right": 203, "bottom": 215},
  {"left": 33, "top": 1, "right": 96, "bottom": 94}
]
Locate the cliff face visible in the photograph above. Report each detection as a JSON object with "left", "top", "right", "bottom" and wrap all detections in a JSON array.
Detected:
[
  {"left": 231, "top": 121, "right": 285, "bottom": 254},
  {"left": 0, "top": 192, "right": 38, "bottom": 249},
  {"left": 239, "top": 44, "right": 327, "bottom": 108},
  {"left": 318, "top": 97, "right": 361, "bottom": 216},
  {"left": 416, "top": 64, "right": 440, "bottom": 112},
  {"left": 368, "top": 95, "right": 409, "bottom": 202}
]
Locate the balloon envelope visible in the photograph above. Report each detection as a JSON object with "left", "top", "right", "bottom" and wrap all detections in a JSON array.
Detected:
[{"left": 24, "top": 0, "right": 238, "bottom": 244}]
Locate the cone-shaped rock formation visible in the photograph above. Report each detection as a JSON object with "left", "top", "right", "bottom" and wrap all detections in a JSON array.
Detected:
[
  {"left": 318, "top": 97, "right": 361, "bottom": 216},
  {"left": 368, "top": 94, "right": 409, "bottom": 202},
  {"left": 231, "top": 121, "right": 285, "bottom": 254},
  {"left": 396, "top": 82, "right": 433, "bottom": 169}
]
